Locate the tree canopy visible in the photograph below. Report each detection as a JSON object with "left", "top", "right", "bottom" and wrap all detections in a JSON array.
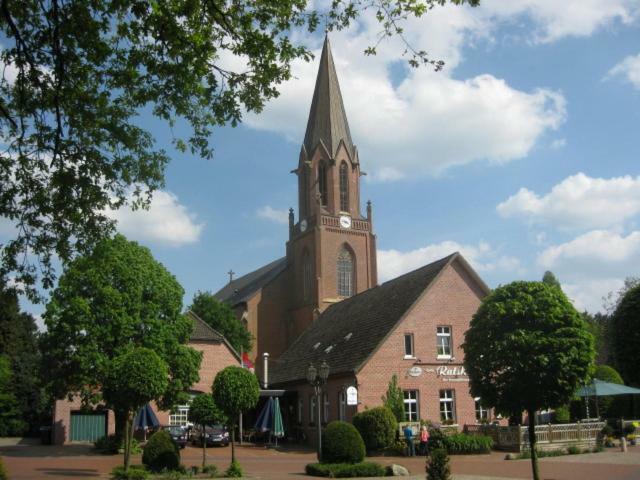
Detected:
[
  {"left": 463, "top": 281, "right": 594, "bottom": 480},
  {"left": 611, "top": 282, "right": 640, "bottom": 387},
  {"left": 542, "top": 271, "right": 561, "bottom": 289},
  {"left": 189, "top": 393, "right": 227, "bottom": 469},
  {"left": 41, "top": 234, "right": 201, "bottom": 414},
  {"left": 189, "top": 292, "right": 252, "bottom": 353},
  {"left": 0, "top": 0, "right": 478, "bottom": 298},
  {"left": 381, "top": 374, "right": 405, "bottom": 423}
]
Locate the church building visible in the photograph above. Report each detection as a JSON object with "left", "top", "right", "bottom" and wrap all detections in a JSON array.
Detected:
[{"left": 215, "top": 36, "right": 496, "bottom": 438}]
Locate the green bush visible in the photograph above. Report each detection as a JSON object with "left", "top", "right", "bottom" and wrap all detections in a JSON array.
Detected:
[
  {"left": 322, "top": 421, "right": 365, "bottom": 464},
  {"left": 226, "top": 460, "right": 243, "bottom": 478},
  {"left": 142, "top": 430, "right": 180, "bottom": 472},
  {"left": 202, "top": 464, "right": 217, "bottom": 475},
  {"left": 444, "top": 433, "right": 493, "bottom": 454},
  {"left": 352, "top": 406, "right": 397, "bottom": 451},
  {"left": 426, "top": 448, "right": 451, "bottom": 480},
  {"left": 554, "top": 406, "right": 571, "bottom": 424},
  {"left": 427, "top": 428, "right": 448, "bottom": 451},
  {"left": 567, "top": 445, "right": 581, "bottom": 455},
  {"left": 110, "top": 465, "right": 149, "bottom": 480},
  {"left": 0, "top": 457, "right": 8, "bottom": 480},
  {"left": 95, "top": 434, "right": 141, "bottom": 455},
  {"left": 517, "top": 449, "right": 565, "bottom": 459},
  {"left": 305, "top": 461, "right": 386, "bottom": 478}
]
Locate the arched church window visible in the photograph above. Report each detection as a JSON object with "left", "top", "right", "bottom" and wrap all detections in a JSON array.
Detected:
[
  {"left": 339, "top": 162, "right": 349, "bottom": 212},
  {"left": 318, "top": 161, "right": 328, "bottom": 206},
  {"left": 303, "top": 250, "right": 312, "bottom": 301},
  {"left": 337, "top": 248, "right": 354, "bottom": 297}
]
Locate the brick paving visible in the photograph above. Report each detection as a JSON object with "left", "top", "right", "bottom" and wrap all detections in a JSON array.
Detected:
[{"left": 1, "top": 443, "right": 640, "bottom": 479}]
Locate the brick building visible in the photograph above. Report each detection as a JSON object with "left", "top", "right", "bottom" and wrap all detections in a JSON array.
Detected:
[
  {"left": 51, "top": 312, "right": 240, "bottom": 444},
  {"left": 214, "top": 36, "right": 496, "bottom": 439}
]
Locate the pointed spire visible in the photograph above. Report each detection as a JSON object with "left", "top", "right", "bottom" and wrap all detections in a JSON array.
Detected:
[{"left": 303, "top": 35, "right": 354, "bottom": 159}]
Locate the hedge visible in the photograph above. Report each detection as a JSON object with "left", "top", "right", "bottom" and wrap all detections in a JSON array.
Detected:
[
  {"left": 353, "top": 406, "right": 397, "bottom": 451},
  {"left": 322, "top": 421, "right": 365, "bottom": 464},
  {"left": 305, "top": 462, "right": 386, "bottom": 478},
  {"left": 141, "top": 430, "right": 180, "bottom": 472},
  {"left": 444, "top": 433, "right": 493, "bottom": 454},
  {"left": 110, "top": 465, "right": 149, "bottom": 480}
]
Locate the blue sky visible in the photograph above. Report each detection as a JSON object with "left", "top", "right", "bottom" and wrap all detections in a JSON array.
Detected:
[{"left": 16, "top": 1, "right": 640, "bottom": 320}]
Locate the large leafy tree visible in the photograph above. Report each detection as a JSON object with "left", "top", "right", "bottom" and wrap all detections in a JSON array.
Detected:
[
  {"left": 611, "top": 282, "right": 640, "bottom": 387},
  {"left": 0, "top": 355, "right": 24, "bottom": 436},
  {"left": 189, "top": 393, "right": 227, "bottom": 469},
  {"left": 189, "top": 292, "right": 252, "bottom": 353},
  {"left": 41, "top": 234, "right": 202, "bottom": 430},
  {"left": 212, "top": 366, "right": 259, "bottom": 466},
  {"left": 0, "top": 281, "right": 45, "bottom": 434},
  {"left": 103, "top": 347, "right": 169, "bottom": 472},
  {"left": 463, "top": 281, "right": 594, "bottom": 480},
  {"left": 0, "top": 0, "right": 478, "bottom": 297}
]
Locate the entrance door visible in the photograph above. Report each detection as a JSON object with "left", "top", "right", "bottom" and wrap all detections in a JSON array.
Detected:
[{"left": 70, "top": 412, "right": 107, "bottom": 442}]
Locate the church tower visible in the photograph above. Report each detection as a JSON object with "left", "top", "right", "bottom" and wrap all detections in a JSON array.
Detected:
[{"left": 286, "top": 36, "right": 378, "bottom": 341}]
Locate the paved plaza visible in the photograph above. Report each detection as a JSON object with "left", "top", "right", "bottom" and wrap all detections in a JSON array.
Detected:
[{"left": 2, "top": 442, "right": 640, "bottom": 480}]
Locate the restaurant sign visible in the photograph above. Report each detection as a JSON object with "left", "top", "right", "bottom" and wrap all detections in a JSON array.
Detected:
[{"left": 436, "top": 365, "right": 468, "bottom": 382}]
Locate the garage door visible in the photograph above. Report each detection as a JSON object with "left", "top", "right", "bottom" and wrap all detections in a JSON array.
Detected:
[{"left": 70, "top": 412, "right": 106, "bottom": 442}]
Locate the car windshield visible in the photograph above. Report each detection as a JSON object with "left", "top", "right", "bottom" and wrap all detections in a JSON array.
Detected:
[
  {"left": 165, "top": 426, "right": 185, "bottom": 435},
  {"left": 205, "top": 425, "right": 225, "bottom": 433}
]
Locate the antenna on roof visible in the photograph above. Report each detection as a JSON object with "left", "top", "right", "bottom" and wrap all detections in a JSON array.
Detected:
[{"left": 228, "top": 269, "right": 235, "bottom": 283}]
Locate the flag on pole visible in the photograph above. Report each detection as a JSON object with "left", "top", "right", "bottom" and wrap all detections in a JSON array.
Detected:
[{"left": 242, "top": 352, "right": 255, "bottom": 373}]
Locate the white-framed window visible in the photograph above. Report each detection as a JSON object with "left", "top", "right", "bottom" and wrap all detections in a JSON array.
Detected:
[
  {"left": 474, "top": 398, "right": 488, "bottom": 422},
  {"left": 437, "top": 326, "right": 452, "bottom": 358},
  {"left": 338, "top": 390, "right": 346, "bottom": 421},
  {"left": 404, "top": 333, "right": 414, "bottom": 358},
  {"left": 309, "top": 395, "right": 316, "bottom": 424},
  {"left": 297, "top": 398, "right": 303, "bottom": 424},
  {"left": 323, "top": 393, "right": 329, "bottom": 423},
  {"left": 170, "top": 405, "right": 189, "bottom": 426},
  {"left": 440, "top": 390, "right": 455, "bottom": 422},
  {"left": 403, "top": 390, "right": 419, "bottom": 422},
  {"left": 337, "top": 248, "right": 354, "bottom": 297}
]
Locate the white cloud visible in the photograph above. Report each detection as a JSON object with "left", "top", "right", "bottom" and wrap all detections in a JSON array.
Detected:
[
  {"left": 377, "top": 240, "right": 520, "bottom": 282},
  {"left": 550, "top": 138, "right": 567, "bottom": 149},
  {"left": 497, "top": 173, "right": 640, "bottom": 231},
  {"left": 606, "top": 52, "right": 640, "bottom": 90},
  {"left": 562, "top": 278, "right": 625, "bottom": 313},
  {"left": 107, "top": 190, "right": 203, "bottom": 247},
  {"left": 256, "top": 206, "right": 289, "bottom": 225}
]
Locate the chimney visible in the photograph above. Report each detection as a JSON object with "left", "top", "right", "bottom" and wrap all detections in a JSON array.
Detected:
[{"left": 262, "top": 352, "right": 270, "bottom": 389}]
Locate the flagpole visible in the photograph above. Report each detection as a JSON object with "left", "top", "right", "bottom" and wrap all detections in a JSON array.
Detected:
[{"left": 240, "top": 346, "right": 244, "bottom": 445}]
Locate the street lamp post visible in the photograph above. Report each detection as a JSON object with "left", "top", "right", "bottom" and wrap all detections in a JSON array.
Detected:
[{"left": 307, "top": 361, "right": 330, "bottom": 462}]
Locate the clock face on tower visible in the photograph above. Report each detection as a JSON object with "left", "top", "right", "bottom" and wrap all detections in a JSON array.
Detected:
[{"left": 339, "top": 215, "right": 352, "bottom": 229}]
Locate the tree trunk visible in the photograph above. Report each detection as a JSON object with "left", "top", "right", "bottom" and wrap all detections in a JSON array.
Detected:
[
  {"left": 202, "top": 423, "right": 206, "bottom": 469},
  {"left": 123, "top": 414, "right": 131, "bottom": 471},
  {"left": 231, "top": 423, "right": 236, "bottom": 464},
  {"left": 115, "top": 409, "right": 126, "bottom": 438},
  {"left": 527, "top": 408, "right": 540, "bottom": 480}
]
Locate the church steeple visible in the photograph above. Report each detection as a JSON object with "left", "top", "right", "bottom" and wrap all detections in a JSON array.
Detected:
[{"left": 303, "top": 35, "right": 354, "bottom": 160}]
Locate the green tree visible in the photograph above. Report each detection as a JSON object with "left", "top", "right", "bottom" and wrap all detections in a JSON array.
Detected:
[
  {"left": 611, "top": 283, "right": 640, "bottom": 387},
  {"left": 103, "top": 348, "right": 169, "bottom": 471},
  {"left": 41, "top": 235, "right": 201, "bottom": 432},
  {"left": 212, "top": 366, "right": 259, "bottom": 466},
  {"left": 381, "top": 374, "right": 405, "bottom": 423},
  {"left": 0, "top": 0, "right": 478, "bottom": 297},
  {"left": 463, "top": 281, "right": 594, "bottom": 480},
  {"left": 189, "top": 393, "right": 226, "bottom": 469},
  {"left": 0, "top": 355, "right": 25, "bottom": 436},
  {"left": 0, "top": 281, "right": 46, "bottom": 434},
  {"left": 189, "top": 292, "right": 252, "bottom": 353},
  {"left": 542, "top": 271, "right": 561, "bottom": 289},
  {"left": 593, "top": 365, "right": 624, "bottom": 418}
]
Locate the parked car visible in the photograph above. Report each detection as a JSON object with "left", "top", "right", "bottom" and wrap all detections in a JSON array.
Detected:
[
  {"left": 190, "top": 424, "right": 229, "bottom": 447},
  {"left": 162, "top": 425, "right": 188, "bottom": 449}
]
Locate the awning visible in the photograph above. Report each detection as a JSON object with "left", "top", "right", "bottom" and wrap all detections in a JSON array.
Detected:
[{"left": 577, "top": 379, "right": 640, "bottom": 397}]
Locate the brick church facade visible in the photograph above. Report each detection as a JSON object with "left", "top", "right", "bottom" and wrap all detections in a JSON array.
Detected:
[{"left": 215, "top": 36, "right": 497, "bottom": 439}]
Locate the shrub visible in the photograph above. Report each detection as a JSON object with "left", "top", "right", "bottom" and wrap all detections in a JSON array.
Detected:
[
  {"left": 427, "top": 428, "right": 447, "bottom": 451},
  {"left": 353, "top": 406, "right": 397, "bottom": 451},
  {"left": 305, "top": 462, "right": 386, "bottom": 478},
  {"left": 95, "top": 434, "right": 141, "bottom": 455},
  {"left": 0, "top": 457, "right": 8, "bottom": 480},
  {"left": 444, "top": 433, "right": 493, "bottom": 454},
  {"left": 426, "top": 448, "right": 451, "bottom": 480},
  {"left": 554, "top": 405, "right": 570, "bottom": 424},
  {"left": 142, "top": 430, "right": 180, "bottom": 472},
  {"left": 110, "top": 465, "right": 149, "bottom": 480},
  {"left": 567, "top": 445, "right": 581, "bottom": 455},
  {"left": 322, "top": 421, "right": 365, "bottom": 464},
  {"left": 226, "top": 459, "right": 243, "bottom": 478},
  {"left": 202, "top": 464, "right": 218, "bottom": 475}
]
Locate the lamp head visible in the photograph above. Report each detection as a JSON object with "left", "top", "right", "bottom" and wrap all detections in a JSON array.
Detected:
[
  {"left": 319, "top": 361, "right": 330, "bottom": 382},
  {"left": 306, "top": 363, "right": 317, "bottom": 384}
]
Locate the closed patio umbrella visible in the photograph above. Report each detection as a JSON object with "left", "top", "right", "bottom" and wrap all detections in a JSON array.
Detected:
[
  {"left": 254, "top": 397, "right": 274, "bottom": 433},
  {"left": 272, "top": 397, "right": 284, "bottom": 446},
  {"left": 134, "top": 403, "right": 160, "bottom": 441}
]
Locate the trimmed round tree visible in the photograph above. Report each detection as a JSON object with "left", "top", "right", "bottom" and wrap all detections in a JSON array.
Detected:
[
  {"left": 463, "top": 281, "right": 594, "bottom": 480},
  {"left": 212, "top": 366, "right": 260, "bottom": 466},
  {"left": 353, "top": 406, "right": 397, "bottom": 452},
  {"left": 612, "top": 283, "right": 640, "bottom": 387},
  {"left": 189, "top": 393, "right": 226, "bottom": 469},
  {"left": 102, "top": 347, "right": 168, "bottom": 471}
]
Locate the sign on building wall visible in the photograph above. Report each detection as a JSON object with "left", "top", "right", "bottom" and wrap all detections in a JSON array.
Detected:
[{"left": 346, "top": 386, "right": 358, "bottom": 405}]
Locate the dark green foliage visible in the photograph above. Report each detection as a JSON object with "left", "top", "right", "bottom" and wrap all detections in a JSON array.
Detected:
[
  {"left": 189, "top": 292, "right": 252, "bottom": 353},
  {"left": 225, "top": 460, "right": 243, "bottom": 478},
  {"left": 516, "top": 449, "right": 566, "bottom": 459},
  {"left": 0, "top": 355, "right": 26, "bottom": 436},
  {"left": 612, "top": 284, "right": 640, "bottom": 387},
  {"left": 381, "top": 374, "right": 405, "bottom": 423},
  {"left": 443, "top": 434, "right": 493, "bottom": 454},
  {"left": 554, "top": 406, "right": 570, "bottom": 424},
  {"left": 567, "top": 445, "right": 581, "bottom": 455},
  {"left": 542, "top": 271, "right": 562, "bottom": 289},
  {"left": 321, "top": 421, "right": 365, "bottom": 464},
  {"left": 352, "top": 406, "right": 397, "bottom": 451},
  {"left": 95, "top": 434, "right": 141, "bottom": 455},
  {"left": 189, "top": 393, "right": 226, "bottom": 469},
  {"left": 463, "top": 281, "right": 594, "bottom": 480},
  {"left": 426, "top": 448, "right": 451, "bottom": 480},
  {"left": 110, "top": 465, "right": 149, "bottom": 480},
  {"left": 305, "top": 461, "right": 386, "bottom": 478},
  {"left": 427, "top": 428, "right": 448, "bottom": 451},
  {"left": 142, "top": 430, "right": 180, "bottom": 473},
  {"left": 0, "top": 457, "right": 8, "bottom": 480},
  {"left": 590, "top": 365, "right": 625, "bottom": 418},
  {"left": 202, "top": 464, "right": 217, "bottom": 475}
]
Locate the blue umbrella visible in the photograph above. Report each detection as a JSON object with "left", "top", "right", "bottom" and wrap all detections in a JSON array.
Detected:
[
  {"left": 134, "top": 403, "right": 160, "bottom": 430},
  {"left": 254, "top": 397, "right": 274, "bottom": 433}
]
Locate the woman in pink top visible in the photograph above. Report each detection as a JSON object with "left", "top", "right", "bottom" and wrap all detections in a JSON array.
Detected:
[{"left": 419, "top": 425, "right": 430, "bottom": 456}]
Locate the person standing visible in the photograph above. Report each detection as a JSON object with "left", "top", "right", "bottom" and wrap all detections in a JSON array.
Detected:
[
  {"left": 403, "top": 424, "right": 415, "bottom": 456},
  {"left": 419, "top": 425, "right": 430, "bottom": 455}
]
